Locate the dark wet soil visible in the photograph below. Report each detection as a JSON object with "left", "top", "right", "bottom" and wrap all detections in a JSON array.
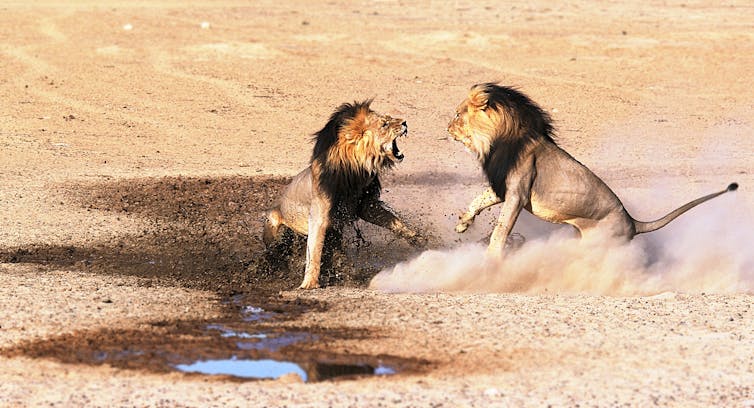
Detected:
[
  {"left": 0, "top": 175, "right": 386, "bottom": 295},
  {"left": 1, "top": 293, "right": 429, "bottom": 382},
  {"left": 0, "top": 175, "right": 429, "bottom": 380}
]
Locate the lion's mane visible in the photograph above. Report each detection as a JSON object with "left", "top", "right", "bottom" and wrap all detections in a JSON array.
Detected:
[
  {"left": 310, "top": 100, "right": 392, "bottom": 219},
  {"left": 470, "top": 83, "right": 557, "bottom": 199}
]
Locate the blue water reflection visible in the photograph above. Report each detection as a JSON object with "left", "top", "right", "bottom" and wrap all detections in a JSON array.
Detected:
[
  {"left": 175, "top": 357, "right": 308, "bottom": 381},
  {"left": 375, "top": 364, "right": 396, "bottom": 375}
]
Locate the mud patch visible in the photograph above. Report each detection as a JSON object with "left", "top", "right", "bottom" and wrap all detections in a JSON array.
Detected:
[
  {"left": 0, "top": 293, "right": 426, "bottom": 382},
  {"left": 0, "top": 176, "right": 431, "bottom": 381},
  {"left": 0, "top": 175, "right": 402, "bottom": 294},
  {"left": 0, "top": 176, "right": 291, "bottom": 293}
]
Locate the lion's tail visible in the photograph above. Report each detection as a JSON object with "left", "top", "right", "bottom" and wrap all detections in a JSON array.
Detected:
[{"left": 633, "top": 182, "right": 738, "bottom": 235}]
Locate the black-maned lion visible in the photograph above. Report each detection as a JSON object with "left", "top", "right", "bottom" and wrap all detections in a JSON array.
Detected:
[
  {"left": 263, "top": 101, "right": 425, "bottom": 289},
  {"left": 447, "top": 82, "right": 738, "bottom": 258}
]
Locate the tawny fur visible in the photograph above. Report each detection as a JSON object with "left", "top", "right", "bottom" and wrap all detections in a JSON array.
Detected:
[{"left": 447, "top": 82, "right": 738, "bottom": 259}]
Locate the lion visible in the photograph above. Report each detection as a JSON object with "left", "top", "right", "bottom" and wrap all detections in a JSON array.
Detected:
[
  {"left": 263, "top": 100, "right": 425, "bottom": 289},
  {"left": 447, "top": 82, "right": 738, "bottom": 258}
]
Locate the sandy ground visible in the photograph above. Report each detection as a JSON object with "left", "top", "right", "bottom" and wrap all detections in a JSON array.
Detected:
[{"left": 1, "top": 1, "right": 754, "bottom": 406}]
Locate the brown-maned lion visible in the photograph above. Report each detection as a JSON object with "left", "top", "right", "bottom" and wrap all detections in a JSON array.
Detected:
[
  {"left": 447, "top": 82, "right": 738, "bottom": 258},
  {"left": 263, "top": 100, "right": 425, "bottom": 289}
]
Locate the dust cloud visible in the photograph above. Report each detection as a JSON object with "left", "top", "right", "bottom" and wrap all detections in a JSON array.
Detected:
[{"left": 370, "top": 193, "right": 753, "bottom": 296}]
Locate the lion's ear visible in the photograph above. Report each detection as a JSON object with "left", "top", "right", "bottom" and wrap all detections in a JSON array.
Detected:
[{"left": 467, "top": 87, "right": 489, "bottom": 110}]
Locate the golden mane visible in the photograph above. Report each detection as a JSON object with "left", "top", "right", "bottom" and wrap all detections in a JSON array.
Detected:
[
  {"left": 448, "top": 82, "right": 557, "bottom": 201},
  {"left": 464, "top": 83, "right": 554, "bottom": 159},
  {"left": 310, "top": 101, "right": 403, "bottom": 200},
  {"left": 325, "top": 105, "right": 385, "bottom": 175}
]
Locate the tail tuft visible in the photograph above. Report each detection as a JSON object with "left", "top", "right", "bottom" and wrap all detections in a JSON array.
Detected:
[{"left": 728, "top": 182, "right": 739, "bottom": 192}]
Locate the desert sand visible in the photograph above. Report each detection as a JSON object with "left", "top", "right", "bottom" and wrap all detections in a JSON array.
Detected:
[{"left": 1, "top": 1, "right": 753, "bottom": 406}]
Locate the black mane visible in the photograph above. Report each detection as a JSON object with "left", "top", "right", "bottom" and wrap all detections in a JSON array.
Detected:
[{"left": 477, "top": 83, "right": 556, "bottom": 199}]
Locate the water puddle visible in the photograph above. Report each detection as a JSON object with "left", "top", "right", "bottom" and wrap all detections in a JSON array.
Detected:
[
  {"left": 174, "top": 356, "right": 397, "bottom": 382},
  {"left": 172, "top": 305, "right": 400, "bottom": 382},
  {"left": 235, "top": 331, "right": 312, "bottom": 352},
  {"left": 175, "top": 357, "right": 308, "bottom": 380},
  {"left": 240, "top": 305, "right": 276, "bottom": 322},
  {"left": 1, "top": 295, "right": 422, "bottom": 383}
]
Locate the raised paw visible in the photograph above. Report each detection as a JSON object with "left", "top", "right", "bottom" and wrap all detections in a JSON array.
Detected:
[
  {"left": 456, "top": 212, "right": 475, "bottom": 233},
  {"left": 455, "top": 218, "right": 473, "bottom": 233}
]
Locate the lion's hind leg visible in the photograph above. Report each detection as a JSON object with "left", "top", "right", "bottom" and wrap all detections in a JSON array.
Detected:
[
  {"left": 258, "top": 208, "right": 304, "bottom": 282},
  {"left": 262, "top": 208, "right": 285, "bottom": 247}
]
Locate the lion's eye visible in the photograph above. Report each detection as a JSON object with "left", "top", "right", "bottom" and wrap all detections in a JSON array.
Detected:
[
  {"left": 454, "top": 113, "right": 460, "bottom": 120},
  {"left": 381, "top": 121, "right": 389, "bottom": 128}
]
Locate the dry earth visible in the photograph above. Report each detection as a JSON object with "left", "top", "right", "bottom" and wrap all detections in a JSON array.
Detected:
[{"left": 1, "top": 1, "right": 753, "bottom": 406}]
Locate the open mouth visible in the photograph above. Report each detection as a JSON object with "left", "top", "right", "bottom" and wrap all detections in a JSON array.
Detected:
[
  {"left": 384, "top": 125, "right": 407, "bottom": 162},
  {"left": 391, "top": 138, "right": 404, "bottom": 161}
]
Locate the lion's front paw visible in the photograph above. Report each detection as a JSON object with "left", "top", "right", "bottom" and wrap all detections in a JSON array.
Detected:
[
  {"left": 298, "top": 277, "right": 320, "bottom": 290},
  {"left": 456, "top": 213, "right": 475, "bottom": 233}
]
